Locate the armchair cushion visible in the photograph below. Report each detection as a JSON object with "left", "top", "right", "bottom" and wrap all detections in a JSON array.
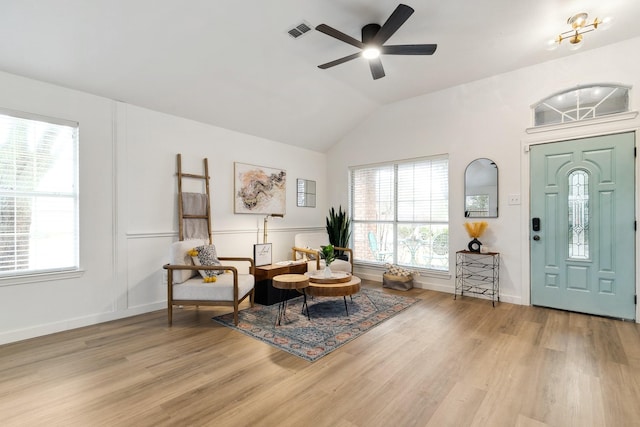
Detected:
[
  {"left": 190, "top": 244, "right": 224, "bottom": 278},
  {"left": 173, "top": 273, "right": 255, "bottom": 301},
  {"left": 169, "top": 238, "right": 207, "bottom": 284}
]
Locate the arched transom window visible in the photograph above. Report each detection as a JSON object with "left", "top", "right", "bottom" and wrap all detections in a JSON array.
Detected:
[{"left": 533, "top": 84, "right": 629, "bottom": 126}]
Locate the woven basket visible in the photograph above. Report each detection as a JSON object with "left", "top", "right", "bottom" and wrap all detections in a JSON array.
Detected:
[{"left": 382, "top": 273, "right": 413, "bottom": 291}]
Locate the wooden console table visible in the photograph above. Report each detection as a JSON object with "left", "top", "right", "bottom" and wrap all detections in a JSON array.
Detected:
[{"left": 254, "top": 262, "right": 307, "bottom": 305}]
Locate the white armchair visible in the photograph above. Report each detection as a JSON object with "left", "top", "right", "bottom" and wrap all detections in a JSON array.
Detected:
[
  {"left": 163, "top": 239, "right": 255, "bottom": 325},
  {"left": 292, "top": 232, "right": 353, "bottom": 273}
]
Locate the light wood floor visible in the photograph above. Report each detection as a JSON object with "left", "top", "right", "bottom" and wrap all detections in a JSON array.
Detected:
[{"left": 1, "top": 282, "right": 640, "bottom": 427}]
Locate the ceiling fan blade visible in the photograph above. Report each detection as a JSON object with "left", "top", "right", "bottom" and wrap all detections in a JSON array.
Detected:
[
  {"left": 369, "top": 57, "right": 385, "bottom": 80},
  {"left": 318, "top": 52, "right": 362, "bottom": 69},
  {"left": 316, "top": 24, "right": 364, "bottom": 49},
  {"left": 382, "top": 44, "right": 438, "bottom": 55},
  {"left": 372, "top": 4, "right": 414, "bottom": 45}
]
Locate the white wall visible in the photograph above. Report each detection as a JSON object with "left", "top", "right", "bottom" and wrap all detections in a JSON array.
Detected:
[
  {"left": 0, "top": 73, "right": 117, "bottom": 343},
  {"left": 327, "top": 36, "right": 640, "bottom": 307},
  {"left": 0, "top": 73, "right": 327, "bottom": 344},
  {"left": 117, "top": 103, "right": 328, "bottom": 310}
]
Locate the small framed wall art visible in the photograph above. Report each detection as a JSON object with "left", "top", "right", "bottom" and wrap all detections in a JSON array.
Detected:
[{"left": 253, "top": 243, "right": 272, "bottom": 267}]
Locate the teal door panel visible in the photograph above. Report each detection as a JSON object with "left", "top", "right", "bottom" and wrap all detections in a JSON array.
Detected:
[{"left": 530, "top": 132, "right": 635, "bottom": 320}]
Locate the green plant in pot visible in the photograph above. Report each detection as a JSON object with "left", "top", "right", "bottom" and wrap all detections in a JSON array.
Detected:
[
  {"left": 321, "top": 244, "right": 336, "bottom": 277},
  {"left": 326, "top": 206, "right": 351, "bottom": 260}
]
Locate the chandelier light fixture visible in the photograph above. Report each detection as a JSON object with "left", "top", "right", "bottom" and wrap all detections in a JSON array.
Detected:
[{"left": 550, "top": 12, "right": 609, "bottom": 50}]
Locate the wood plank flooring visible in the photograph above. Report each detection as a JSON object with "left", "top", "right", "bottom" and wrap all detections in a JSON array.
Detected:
[{"left": 1, "top": 282, "right": 639, "bottom": 426}]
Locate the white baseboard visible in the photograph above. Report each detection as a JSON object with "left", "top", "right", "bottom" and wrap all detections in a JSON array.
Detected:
[
  {"left": 1, "top": 276, "right": 524, "bottom": 346},
  {"left": 0, "top": 302, "right": 165, "bottom": 346},
  {"left": 358, "top": 271, "right": 522, "bottom": 305}
]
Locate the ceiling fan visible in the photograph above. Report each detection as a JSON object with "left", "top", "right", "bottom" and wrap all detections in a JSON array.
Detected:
[{"left": 316, "top": 3, "right": 437, "bottom": 80}]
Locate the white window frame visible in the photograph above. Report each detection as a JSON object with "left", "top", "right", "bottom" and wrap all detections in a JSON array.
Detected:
[
  {"left": 532, "top": 84, "right": 630, "bottom": 127},
  {"left": 350, "top": 155, "right": 449, "bottom": 272},
  {"left": 0, "top": 108, "right": 80, "bottom": 284}
]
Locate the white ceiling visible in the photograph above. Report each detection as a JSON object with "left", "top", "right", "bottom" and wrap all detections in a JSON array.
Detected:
[{"left": 1, "top": 0, "right": 639, "bottom": 152}]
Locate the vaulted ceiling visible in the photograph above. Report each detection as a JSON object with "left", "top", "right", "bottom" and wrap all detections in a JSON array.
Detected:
[{"left": 1, "top": 0, "right": 639, "bottom": 152}]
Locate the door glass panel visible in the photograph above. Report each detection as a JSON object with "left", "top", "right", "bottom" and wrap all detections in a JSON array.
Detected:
[{"left": 568, "top": 170, "right": 589, "bottom": 259}]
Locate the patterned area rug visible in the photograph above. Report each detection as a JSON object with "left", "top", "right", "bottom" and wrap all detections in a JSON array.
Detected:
[{"left": 212, "top": 288, "right": 418, "bottom": 362}]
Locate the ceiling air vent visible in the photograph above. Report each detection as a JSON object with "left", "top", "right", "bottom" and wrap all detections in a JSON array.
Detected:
[{"left": 287, "top": 21, "right": 312, "bottom": 39}]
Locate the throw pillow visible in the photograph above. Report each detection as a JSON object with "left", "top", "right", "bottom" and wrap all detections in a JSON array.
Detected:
[
  {"left": 190, "top": 245, "right": 224, "bottom": 278},
  {"left": 307, "top": 246, "right": 317, "bottom": 261},
  {"left": 169, "top": 238, "right": 207, "bottom": 284},
  {"left": 384, "top": 263, "right": 413, "bottom": 277}
]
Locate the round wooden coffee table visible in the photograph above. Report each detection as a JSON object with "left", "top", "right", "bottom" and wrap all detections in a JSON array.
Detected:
[
  {"left": 272, "top": 274, "right": 309, "bottom": 326},
  {"left": 306, "top": 272, "right": 361, "bottom": 316}
]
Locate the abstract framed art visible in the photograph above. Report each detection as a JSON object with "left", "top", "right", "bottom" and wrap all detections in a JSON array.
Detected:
[{"left": 234, "top": 162, "right": 286, "bottom": 215}]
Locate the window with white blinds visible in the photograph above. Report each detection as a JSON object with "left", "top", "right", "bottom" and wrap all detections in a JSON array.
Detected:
[
  {"left": 0, "top": 111, "right": 79, "bottom": 277},
  {"left": 350, "top": 156, "right": 449, "bottom": 271}
]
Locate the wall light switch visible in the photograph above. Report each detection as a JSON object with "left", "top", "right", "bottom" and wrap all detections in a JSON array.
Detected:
[{"left": 508, "top": 194, "right": 521, "bottom": 205}]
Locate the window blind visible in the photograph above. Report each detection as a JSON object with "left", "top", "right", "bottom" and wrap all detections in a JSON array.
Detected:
[
  {"left": 0, "top": 111, "right": 79, "bottom": 276},
  {"left": 350, "top": 156, "right": 449, "bottom": 271}
]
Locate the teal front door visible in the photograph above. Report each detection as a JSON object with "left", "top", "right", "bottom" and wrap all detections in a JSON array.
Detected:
[{"left": 530, "top": 132, "right": 636, "bottom": 320}]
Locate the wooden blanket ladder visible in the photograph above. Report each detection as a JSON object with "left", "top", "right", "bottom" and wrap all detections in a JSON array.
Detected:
[{"left": 176, "top": 153, "right": 212, "bottom": 243}]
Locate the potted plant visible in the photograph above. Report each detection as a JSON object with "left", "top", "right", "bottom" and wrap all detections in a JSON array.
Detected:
[
  {"left": 321, "top": 244, "right": 336, "bottom": 277},
  {"left": 326, "top": 206, "right": 351, "bottom": 260}
]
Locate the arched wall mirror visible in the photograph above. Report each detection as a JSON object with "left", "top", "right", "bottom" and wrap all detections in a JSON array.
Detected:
[{"left": 465, "top": 158, "right": 498, "bottom": 218}]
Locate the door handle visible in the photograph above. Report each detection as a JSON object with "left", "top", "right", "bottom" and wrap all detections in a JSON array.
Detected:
[{"left": 533, "top": 235, "right": 540, "bottom": 241}]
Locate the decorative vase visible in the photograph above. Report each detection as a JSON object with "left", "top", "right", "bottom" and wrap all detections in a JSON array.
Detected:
[
  {"left": 468, "top": 238, "right": 482, "bottom": 252},
  {"left": 323, "top": 265, "right": 332, "bottom": 278}
]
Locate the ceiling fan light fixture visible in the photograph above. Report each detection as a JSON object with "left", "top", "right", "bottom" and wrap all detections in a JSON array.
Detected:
[
  {"left": 315, "top": 4, "right": 437, "bottom": 80},
  {"left": 362, "top": 47, "right": 381, "bottom": 59}
]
